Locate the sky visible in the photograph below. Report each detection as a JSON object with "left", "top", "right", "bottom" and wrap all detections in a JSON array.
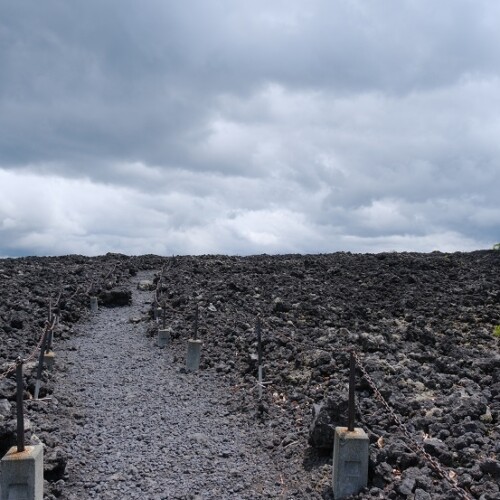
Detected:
[{"left": 1, "top": 0, "right": 499, "bottom": 257}]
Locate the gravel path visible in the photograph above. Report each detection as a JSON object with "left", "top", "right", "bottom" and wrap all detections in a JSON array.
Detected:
[{"left": 54, "top": 271, "right": 288, "bottom": 500}]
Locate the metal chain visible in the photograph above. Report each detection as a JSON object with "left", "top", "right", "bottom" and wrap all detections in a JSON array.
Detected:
[
  {"left": 352, "top": 351, "right": 473, "bottom": 500},
  {"left": 1, "top": 262, "right": 119, "bottom": 380},
  {"left": 0, "top": 314, "right": 59, "bottom": 381}
]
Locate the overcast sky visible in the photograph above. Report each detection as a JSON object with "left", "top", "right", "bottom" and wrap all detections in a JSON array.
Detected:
[{"left": 1, "top": 0, "right": 499, "bottom": 257}]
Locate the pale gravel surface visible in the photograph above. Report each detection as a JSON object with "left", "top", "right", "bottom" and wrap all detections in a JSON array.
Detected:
[{"left": 53, "top": 271, "right": 289, "bottom": 500}]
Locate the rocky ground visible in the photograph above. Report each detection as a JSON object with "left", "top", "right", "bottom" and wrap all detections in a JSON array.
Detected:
[{"left": 0, "top": 251, "right": 499, "bottom": 499}]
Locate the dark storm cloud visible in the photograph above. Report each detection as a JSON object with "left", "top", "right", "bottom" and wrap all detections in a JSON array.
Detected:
[
  {"left": 0, "top": 0, "right": 499, "bottom": 255},
  {"left": 2, "top": 0, "right": 499, "bottom": 170}
]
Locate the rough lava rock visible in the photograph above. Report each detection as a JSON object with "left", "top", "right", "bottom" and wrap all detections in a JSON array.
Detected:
[
  {"left": 308, "top": 394, "right": 349, "bottom": 450},
  {"left": 97, "top": 287, "right": 132, "bottom": 307},
  {"left": 0, "top": 250, "right": 499, "bottom": 499}
]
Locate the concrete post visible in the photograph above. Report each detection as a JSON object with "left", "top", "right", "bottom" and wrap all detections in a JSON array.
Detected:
[
  {"left": 90, "top": 296, "right": 98, "bottom": 313},
  {"left": 0, "top": 444, "right": 44, "bottom": 500},
  {"left": 158, "top": 328, "right": 171, "bottom": 348},
  {"left": 153, "top": 307, "right": 162, "bottom": 322},
  {"left": 43, "top": 351, "right": 55, "bottom": 371},
  {"left": 186, "top": 339, "right": 202, "bottom": 372},
  {"left": 332, "top": 427, "right": 369, "bottom": 499}
]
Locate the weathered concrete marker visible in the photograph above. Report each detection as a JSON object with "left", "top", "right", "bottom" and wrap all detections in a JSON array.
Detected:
[
  {"left": 158, "top": 328, "right": 171, "bottom": 348},
  {"left": 43, "top": 351, "right": 55, "bottom": 371},
  {"left": 186, "top": 305, "right": 201, "bottom": 371},
  {"left": 186, "top": 340, "right": 202, "bottom": 371},
  {"left": 332, "top": 351, "right": 369, "bottom": 499},
  {"left": 154, "top": 306, "right": 162, "bottom": 322},
  {"left": 16, "top": 358, "right": 25, "bottom": 453},
  {"left": 0, "top": 445, "right": 44, "bottom": 500},
  {"left": 158, "top": 304, "right": 171, "bottom": 348}
]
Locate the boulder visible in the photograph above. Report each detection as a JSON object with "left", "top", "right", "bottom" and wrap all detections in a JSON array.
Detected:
[
  {"left": 308, "top": 393, "right": 349, "bottom": 449},
  {"left": 272, "top": 297, "right": 290, "bottom": 313},
  {"left": 98, "top": 288, "right": 132, "bottom": 307},
  {"left": 302, "top": 349, "right": 331, "bottom": 368},
  {"left": 44, "top": 447, "right": 67, "bottom": 481},
  {"left": 480, "top": 459, "right": 500, "bottom": 477}
]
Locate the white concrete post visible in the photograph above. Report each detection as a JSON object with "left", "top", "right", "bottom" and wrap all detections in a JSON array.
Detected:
[
  {"left": 332, "top": 427, "right": 369, "bottom": 499},
  {"left": 158, "top": 328, "right": 171, "bottom": 348},
  {"left": 186, "top": 339, "right": 202, "bottom": 371},
  {"left": 0, "top": 444, "right": 44, "bottom": 500}
]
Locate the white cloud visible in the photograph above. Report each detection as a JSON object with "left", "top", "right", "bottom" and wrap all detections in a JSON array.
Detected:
[{"left": 1, "top": 1, "right": 499, "bottom": 256}]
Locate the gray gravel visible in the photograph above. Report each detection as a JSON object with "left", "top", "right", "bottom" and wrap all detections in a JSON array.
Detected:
[{"left": 50, "top": 271, "right": 288, "bottom": 499}]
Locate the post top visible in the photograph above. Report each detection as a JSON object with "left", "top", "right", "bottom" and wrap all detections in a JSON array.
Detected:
[
  {"left": 335, "top": 426, "right": 368, "bottom": 440},
  {"left": 3, "top": 445, "right": 43, "bottom": 460}
]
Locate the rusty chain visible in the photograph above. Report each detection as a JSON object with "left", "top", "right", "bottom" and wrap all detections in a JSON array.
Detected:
[{"left": 352, "top": 351, "right": 473, "bottom": 500}]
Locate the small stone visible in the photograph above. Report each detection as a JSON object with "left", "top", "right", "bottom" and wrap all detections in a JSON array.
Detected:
[
  {"left": 480, "top": 407, "right": 493, "bottom": 423},
  {"left": 0, "top": 398, "right": 11, "bottom": 417}
]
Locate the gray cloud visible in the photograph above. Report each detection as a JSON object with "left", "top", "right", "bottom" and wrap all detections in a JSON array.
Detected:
[{"left": 0, "top": 1, "right": 499, "bottom": 256}]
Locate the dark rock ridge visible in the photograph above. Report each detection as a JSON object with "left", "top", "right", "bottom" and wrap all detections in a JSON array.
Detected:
[{"left": 0, "top": 250, "right": 499, "bottom": 499}]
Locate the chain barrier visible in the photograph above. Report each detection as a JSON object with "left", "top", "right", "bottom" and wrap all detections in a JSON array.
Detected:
[
  {"left": 0, "top": 316, "right": 58, "bottom": 381},
  {"left": 352, "top": 351, "right": 473, "bottom": 500},
  {"left": 0, "top": 262, "right": 120, "bottom": 381}
]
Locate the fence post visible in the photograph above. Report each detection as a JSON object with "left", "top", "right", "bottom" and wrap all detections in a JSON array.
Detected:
[
  {"left": 186, "top": 340, "right": 202, "bottom": 371},
  {"left": 186, "top": 305, "right": 201, "bottom": 371},
  {"left": 332, "top": 351, "right": 369, "bottom": 499},
  {"left": 1, "top": 358, "right": 44, "bottom": 500},
  {"left": 44, "top": 306, "right": 56, "bottom": 371},
  {"left": 348, "top": 351, "right": 355, "bottom": 431},
  {"left": 158, "top": 303, "right": 171, "bottom": 348},
  {"left": 16, "top": 357, "right": 25, "bottom": 453},
  {"left": 194, "top": 304, "right": 198, "bottom": 340},
  {"left": 34, "top": 329, "right": 49, "bottom": 400},
  {"left": 256, "top": 317, "right": 263, "bottom": 399}
]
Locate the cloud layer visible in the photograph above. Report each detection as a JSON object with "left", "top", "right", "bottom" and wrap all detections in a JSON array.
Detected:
[{"left": 1, "top": 1, "right": 499, "bottom": 256}]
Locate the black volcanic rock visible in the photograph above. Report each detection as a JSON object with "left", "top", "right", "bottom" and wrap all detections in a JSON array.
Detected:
[
  {"left": 97, "top": 287, "right": 132, "bottom": 307},
  {"left": 308, "top": 394, "right": 349, "bottom": 449},
  {"left": 0, "top": 250, "right": 499, "bottom": 499}
]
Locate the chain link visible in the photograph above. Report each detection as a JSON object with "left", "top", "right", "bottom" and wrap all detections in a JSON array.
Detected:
[{"left": 352, "top": 351, "right": 473, "bottom": 500}]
